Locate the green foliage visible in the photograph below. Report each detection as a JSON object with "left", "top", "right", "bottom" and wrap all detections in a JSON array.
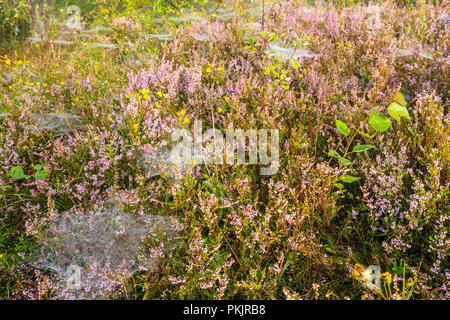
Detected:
[
  {"left": 328, "top": 149, "right": 351, "bottom": 164},
  {"left": 352, "top": 144, "right": 374, "bottom": 152},
  {"left": 388, "top": 102, "right": 410, "bottom": 122},
  {"left": 0, "top": 0, "right": 447, "bottom": 301},
  {"left": 340, "top": 175, "right": 359, "bottom": 183},
  {"left": 8, "top": 164, "right": 48, "bottom": 181},
  {"left": 9, "top": 165, "right": 30, "bottom": 180},
  {"left": 336, "top": 119, "right": 351, "bottom": 136},
  {"left": 369, "top": 109, "right": 391, "bottom": 132},
  {"left": 0, "top": 0, "right": 31, "bottom": 46},
  {"left": 34, "top": 164, "right": 49, "bottom": 180}
]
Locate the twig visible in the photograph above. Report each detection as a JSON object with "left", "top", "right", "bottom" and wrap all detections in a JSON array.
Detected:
[{"left": 262, "top": 0, "right": 265, "bottom": 31}]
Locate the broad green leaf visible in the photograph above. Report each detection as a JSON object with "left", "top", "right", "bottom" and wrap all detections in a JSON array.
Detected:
[
  {"left": 328, "top": 150, "right": 351, "bottom": 164},
  {"left": 356, "top": 129, "right": 372, "bottom": 139},
  {"left": 325, "top": 246, "right": 337, "bottom": 254},
  {"left": 336, "top": 120, "right": 351, "bottom": 136},
  {"left": 35, "top": 170, "right": 48, "bottom": 180},
  {"left": 388, "top": 102, "right": 410, "bottom": 122},
  {"left": 9, "top": 166, "right": 29, "bottom": 180},
  {"left": 369, "top": 109, "right": 391, "bottom": 132},
  {"left": 393, "top": 92, "right": 407, "bottom": 107},
  {"left": 352, "top": 144, "right": 375, "bottom": 152},
  {"left": 34, "top": 164, "right": 43, "bottom": 171},
  {"left": 337, "top": 156, "right": 351, "bottom": 164},
  {"left": 328, "top": 150, "right": 340, "bottom": 157},
  {"left": 335, "top": 183, "right": 344, "bottom": 190},
  {"left": 340, "top": 175, "right": 359, "bottom": 183}
]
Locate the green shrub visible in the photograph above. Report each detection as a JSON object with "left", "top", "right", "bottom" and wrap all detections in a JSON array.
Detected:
[{"left": 0, "top": 0, "right": 31, "bottom": 45}]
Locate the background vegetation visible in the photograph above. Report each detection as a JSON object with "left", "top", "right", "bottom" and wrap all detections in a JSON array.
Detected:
[{"left": 0, "top": 0, "right": 448, "bottom": 299}]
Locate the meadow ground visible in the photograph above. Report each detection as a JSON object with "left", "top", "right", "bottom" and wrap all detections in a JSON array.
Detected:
[{"left": 0, "top": 0, "right": 448, "bottom": 299}]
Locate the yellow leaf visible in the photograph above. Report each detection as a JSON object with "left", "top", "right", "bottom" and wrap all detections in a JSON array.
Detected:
[{"left": 393, "top": 92, "right": 407, "bottom": 107}]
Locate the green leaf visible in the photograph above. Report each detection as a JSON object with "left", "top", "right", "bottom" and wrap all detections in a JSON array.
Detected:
[
  {"left": 35, "top": 170, "right": 48, "bottom": 180},
  {"left": 356, "top": 129, "right": 372, "bottom": 139},
  {"left": 388, "top": 102, "right": 410, "bottom": 122},
  {"left": 328, "top": 150, "right": 351, "bottom": 164},
  {"left": 340, "top": 175, "right": 359, "bottom": 183},
  {"left": 34, "top": 164, "right": 42, "bottom": 171},
  {"left": 337, "top": 156, "right": 351, "bottom": 164},
  {"left": 335, "top": 183, "right": 344, "bottom": 190},
  {"left": 352, "top": 144, "right": 375, "bottom": 152},
  {"left": 328, "top": 150, "right": 339, "bottom": 157},
  {"left": 328, "top": 150, "right": 340, "bottom": 157},
  {"left": 9, "top": 166, "right": 29, "bottom": 180},
  {"left": 369, "top": 109, "right": 391, "bottom": 132},
  {"left": 279, "top": 260, "right": 291, "bottom": 279},
  {"left": 325, "top": 246, "right": 337, "bottom": 254},
  {"left": 336, "top": 120, "right": 351, "bottom": 136}
]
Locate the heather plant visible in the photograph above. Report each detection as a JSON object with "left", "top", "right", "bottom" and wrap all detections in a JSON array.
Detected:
[{"left": 0, "top": 0, "right": 448, "bottom": 300}]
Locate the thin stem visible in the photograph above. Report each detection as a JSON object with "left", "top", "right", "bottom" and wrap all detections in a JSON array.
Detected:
[{"left": 262, "top": 0, "right": 265, "bottom": 32}]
